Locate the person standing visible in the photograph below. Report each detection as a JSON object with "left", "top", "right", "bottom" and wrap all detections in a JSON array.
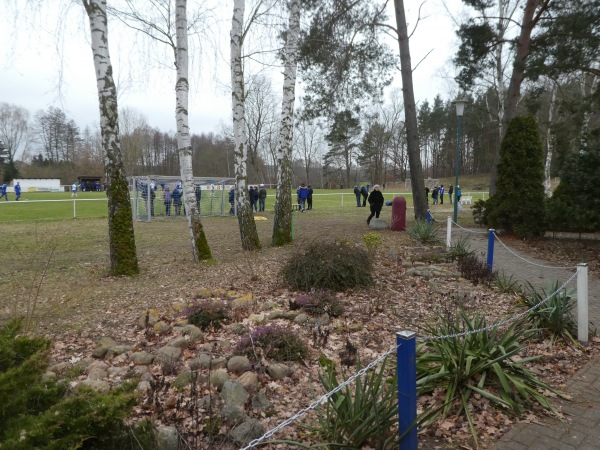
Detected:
[
  {"left": 431, "top": 186, "right": 439, "bottom": 205},
  {"left": 439, "top": 184, "right": 445, "bottom": 204},
  {"left": 248, "top": 186, "right": 256, "bottom": 212},
  {"left": 425, "top": 186, "right": 430, "bottom": 205},
  {"left": 228, "top": 186, "right": 235, "bottom": 215},
  {"left": 297, "top": 183, "right": 309, "bottom": 212},
  {"left": 71, "top": 183, "right": 77, "bottom": 197},
  {"left": 367, "top": 184, "right": 384, "bottom": 225},
  {"left": 253, "top": 185, "right": 260, "bottom": 212},
  {"left": 353, "top": 186, "right": 361, "bottom": 207},
  {"left": 194, "top": 184, "right": 202, "bottom": 211},
  {"left": 14, "top": 182, "right": 21, "bottom": 201},
  {"left": 172, "top": 184, "right": 183, "bottom": 215},
  {"left": 0, "top": 182, "right": 8, "bottom": 201},
  {"left": 163, "top": 186, "right": 172, "bottom": 216},
  {"left": 448, "top": 184, "right": 453, "bottom": 204},
  {"left": 258, "top": 184, "right": 267, "bottom": 211},
  {"left": 307, "top": 185, "right": 313, "bottom": 210},
  {"left": 360, "top": 185, "right": 368, "bottom": 207},
  {"left": 456, "top": 185, "right": 462, "bottom": 203}
]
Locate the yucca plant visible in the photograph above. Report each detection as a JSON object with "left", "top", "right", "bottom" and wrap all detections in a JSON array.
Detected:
[
  {"left": 517, "top": 281, "right": 577, "bottom": 345},
  {"left": 407, "top": 220, "right": 441, "bottom": 245},
  {"left": 417, "top": 311, "right": 559, "bottom": 446},
  {"left": 296, "top": 356, "right": 399, "bottom": 449},
  {"left": 447, "top": 235, "right": 474, "bottom": 261},
  {"left": 495, "top": 271, "right": 522, "bottom": 294}
]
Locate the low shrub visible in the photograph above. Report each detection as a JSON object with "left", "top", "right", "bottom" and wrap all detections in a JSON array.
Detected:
[
  {"left": 407, "top": 220, "right": 441, "bottom": 245},
  {"left": 417, "top": 311, "right": 558, "bottom": 446},
  {"left": 517, "top": 281, "right": 577, "bottom": 345},
  {"left": 472, "top": 199, "right": 487, "bottom": 226},
  {"left": 235, "top": 325, "right": 308, "bottom": 361},
  {"left": 281, "top": 241, "right": 372, "bottom": 292},
  {"left": 185, "top": 299, "right": 231, "bottom": 330},
  {"left": 297, "top": 356, "right": 398, "bottom": 448},
  {"left": 363, "top": 232, "right": 382, "bottom": 257},
  {"left": 290, "top": 290, "right": 344, "bottom": 317},
  {"left": 457, "top": 254, "right": 495, "bottom": 285},
  {"left": 0, "top": 319, "right": 153, "bottom": 449}
]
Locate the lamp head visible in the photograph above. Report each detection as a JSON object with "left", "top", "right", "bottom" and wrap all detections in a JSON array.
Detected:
[{"left": 453, "top": 99, "right": 468, "bottom": 117}]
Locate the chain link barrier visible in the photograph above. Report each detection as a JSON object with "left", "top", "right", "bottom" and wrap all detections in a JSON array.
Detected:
[
  {"left": 238, "top": 226, "right": 582, "bottom": 449},
  {"left": 450, "top": 219, "right": 489, "bottom": 234},
  {"left": 492, "top": 231, "right": 577, "bottom": 270},
  {"left": 239, "top": 343, "right": 401, "bottom": 450}
]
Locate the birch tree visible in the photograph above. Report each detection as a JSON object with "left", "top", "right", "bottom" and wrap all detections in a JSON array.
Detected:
[
  {"left": 109, "top": 0, "right": 212, "bottom": 261},
  {"left": 176, "top": 0, "right": 211, "bottom": 261},
  {"left": 231, "top": 0, "right": 260, "bottom": 250},
  {"left": 271, "top": 0, "right": 300, "bottom": 246},
  {"left": 82, "top": 0, "right": 139, "bottom": 276}
]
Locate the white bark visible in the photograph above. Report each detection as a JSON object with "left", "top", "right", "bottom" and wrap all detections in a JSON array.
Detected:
[
  {"left": 230, "top": 0, "right": 260, "bottom": 250},
  {"left": 175, "top": 0, "right": 207, "bottom": 261},
  {"left": 272, "top": 0, "right": 300, "bottom": 245},
  {"left": 544, "top": 84, "right": 557, "bottom": 196},
  {"left": 82, "top": 0, "right": 138, "bottom": 275}
]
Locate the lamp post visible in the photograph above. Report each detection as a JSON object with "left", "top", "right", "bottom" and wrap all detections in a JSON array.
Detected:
[{"left": 453, "top": 99, "right": 467, "bottom": 224}]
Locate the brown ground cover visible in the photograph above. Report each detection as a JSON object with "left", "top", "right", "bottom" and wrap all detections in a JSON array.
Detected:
[{"left": 1, "top": 206, "right": 598, "bottom": 449}]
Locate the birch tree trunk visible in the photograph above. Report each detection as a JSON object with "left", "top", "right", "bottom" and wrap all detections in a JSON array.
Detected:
[
  {"left": 175, "top": 0, "right": 211, "bottom": 261},
  {"left": 82, "top": 0, "right": 138, "bottom": 276},
  {"left": 393, "top": 0, "right": 427, "bottom": 220},
  {"left": 544, "top": 83, "right": 557, "bottom": 196},
  {"left": 273, "top": 0, "right": 301, "bottom": 246},
  {"left": 231, "top": 0, "right": 260, "bottom": 251}
]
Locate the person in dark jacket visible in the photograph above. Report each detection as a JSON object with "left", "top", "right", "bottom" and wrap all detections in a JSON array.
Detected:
[
  {"left": 353, "top": 186, "right": 361, "bottom": 207},
  {"left": 360, "top": 185, "right": 368, "bottom": 207},
  {"left": 258, "top": 184, "right": 267, "bottom": 211},
  {"left": 163, "top": 186, "right": 172, "bottom": 216},
  {"left": 194, "top": 184, "right": 202, "bottom": 211},
  {"left": 448, "top": 184, "right": 453, "bottom": 204},
  {"left": 307, "top": 185, "right": 313, "bottom": 210},
  {"left": 252, "top": 185, "right": 260, "bottom": 211},
  {"left": 249, "top": 186, "right": 257, "bottom": 212},
  {"left": 172, "top": 184, "right": 182, "bottom": 215},
  {"left": 367, "top": 184, "right": 384, "bottom": 225},
  {"left": 228, "top": 186, "right": 235, "bottom": 215}
]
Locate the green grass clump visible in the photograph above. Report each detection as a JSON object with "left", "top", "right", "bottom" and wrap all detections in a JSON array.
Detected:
[
  {"left": 235, "top": 325, "right": 308, "bottom": 362},
  {"left": 296, "top": 355, "right": 398, "bottom": 448},
  {"left": 281, "top": 240, "right": 372, "bottom": 292},
  {"left": 407, "top": 220, "right": 441, "bottom": 245},
  {"left": 517, "top": 281, "right": 577, "bottom": 345},
  {"left": 0, "top": 319, "right": 154, "bottom": 449}
]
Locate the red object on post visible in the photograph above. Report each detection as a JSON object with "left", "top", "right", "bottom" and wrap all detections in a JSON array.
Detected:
[{"left": 391, "top": 196, "right": 407, "bottom": 231}]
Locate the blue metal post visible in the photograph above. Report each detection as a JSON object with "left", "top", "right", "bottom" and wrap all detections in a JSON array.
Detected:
[
  {"left": 487, "top": 229, "right": 495, "bottom": 271},
  {"left": 426, "top": 210, "right": 431, "bottom": 224},
  {"left": 397, "top": 331, "right": 417, "bottom": 450}
]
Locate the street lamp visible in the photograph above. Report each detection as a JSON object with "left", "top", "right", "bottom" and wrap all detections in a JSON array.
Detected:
[{"left": 453, "top": 99, "right": 468, "bottom": 224}]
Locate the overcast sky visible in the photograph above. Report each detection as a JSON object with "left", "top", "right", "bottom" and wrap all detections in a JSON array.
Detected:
[{"left": 1, "top": 0, "right": 464, "bottom": 135}]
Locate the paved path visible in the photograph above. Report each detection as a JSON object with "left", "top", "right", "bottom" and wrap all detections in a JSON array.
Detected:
[{"left": 451, "top": 225, "right": 600, "bottom": 450}]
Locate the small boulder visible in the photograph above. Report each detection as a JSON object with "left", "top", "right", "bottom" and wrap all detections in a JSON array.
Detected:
[
  {"left": 237, "top": 371, "right": 259, "bottom": 394},
  {"left": 138, "top": 309, "right": 161, "bottom": 328},
  {"left": 209, "top": 369, "right": 230, "bottom": 391},
  {"left": 76, "top": 379, "right": 111, "bottom": 393},
  {"left": 251, "top": 390, "right": 271, "bottom": 410},
  {"left": 155, "top": 345, "right": 182, "bottom": 365},
  {"left": 294, "top": 313, "right": 308, "bottom": 324},
  {"left": 229, "top": 419, "right": 265, "bottom": 446},
  {"left": 167, "top": 337, "right": 188, "bottom": 349},
  {"left": 155, "top": 425, "right": 179, "bottom": 450},
  {"left": 106, "top": 344, "right": 132, "bottom": 358},
  {"left": 173, "top": 370, "right": 193, "bottom": 390},
  {"left": 181, "top": 324, "right": 203, "bottom": 341},
  {"left": 130, "top": 351, "right": 154, "bottom": 365},
  {"left": 227, "top": 356, "right": 251, "bottom": 375},
  {"left": 92, "top": 337, "right": 117, "bottom": 358},
  {"left": 221, "top": 403, "right": 248, "bottom": 425},
  {"left": 153, "top": 321, "right": 172, "bottom": 335},
  {"left": 267, "top": 363, "right": 291, "bottom": 381},
  {"left": 221, "top": 380, "right": 249, "bottom": 408}
]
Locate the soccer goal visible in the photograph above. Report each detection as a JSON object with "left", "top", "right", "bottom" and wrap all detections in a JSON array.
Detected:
[
  {"left": 130, "top": 175, "right": 235, "bottom": 222},
  {"left": 404, "top": 178, "right": 439, "bottom": 191}
]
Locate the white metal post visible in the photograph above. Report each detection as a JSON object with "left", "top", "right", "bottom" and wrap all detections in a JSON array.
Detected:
[
  {"left": 73, "top": 199, "right": 76, "bottom": 219},
  {"left": 446, "top": 216, "right": 452, "bottom": 249},
  {"left": 577, "top": 263, "right": 589, "bottom": 344}
]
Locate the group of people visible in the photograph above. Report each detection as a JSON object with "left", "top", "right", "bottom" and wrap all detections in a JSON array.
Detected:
[
  {"left": 80, "top": 181, "right": 103, "bottom": 192},
  {"left": 296, "top": 183, "right": 313, "bottom": 212},
  {"left": 353, "top": 185, "right": 371, "bottom": 207},
  {"left": 425, "top": 184, "right": 460, "bottom": 205},
  {"left": 248, "top": 184, "right": 268, "bottom": 212},
  {"left": 0, "top": 182, "right": 20, "bottom": 201}
]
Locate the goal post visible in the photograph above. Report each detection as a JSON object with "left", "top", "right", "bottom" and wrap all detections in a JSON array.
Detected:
[{"left": 130, "top": 175, "right": 235, "bottom": 222}]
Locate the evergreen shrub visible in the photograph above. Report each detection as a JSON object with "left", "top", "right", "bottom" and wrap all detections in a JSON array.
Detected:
[{"left": 485, "top": 116, "right": 546, "bottom": 238}]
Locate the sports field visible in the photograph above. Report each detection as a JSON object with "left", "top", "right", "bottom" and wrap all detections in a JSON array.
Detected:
[{"left": 0, "top": 188, "right": 488, "bottom": 223}]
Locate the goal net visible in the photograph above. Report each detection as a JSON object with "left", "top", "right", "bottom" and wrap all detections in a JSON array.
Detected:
[
  {"left": 404, "top": 178, "right": 439, "bottom": 191},
  {"left": 130, "top": 175, "right": 235, "bottom": 222}
]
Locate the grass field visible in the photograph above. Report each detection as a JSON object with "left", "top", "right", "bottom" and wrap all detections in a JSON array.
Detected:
[{"left": 0, "top": 182, "right": 489, "bottom": 223}]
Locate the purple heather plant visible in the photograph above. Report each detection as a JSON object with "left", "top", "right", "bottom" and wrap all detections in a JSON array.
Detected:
[
  {"left": 235, "top": 324, "right": 308, "bottom": 362},
  {"left": 184, "top": 299, "right": 230, "bottom": 330},
  {"left": 291, "top": 290, "right": 344, "bottom": 317}
]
